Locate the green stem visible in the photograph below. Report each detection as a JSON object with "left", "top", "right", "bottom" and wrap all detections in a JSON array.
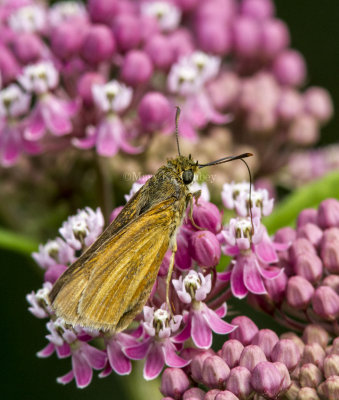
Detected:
[{"left": 0, "top": 228, "right": 38, "bottom": 255}]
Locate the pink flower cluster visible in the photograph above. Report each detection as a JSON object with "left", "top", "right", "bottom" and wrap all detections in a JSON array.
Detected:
[
  {"left": 27, "top": 177, "right": 287, "bottom": 388},
  {"left": 0, "top": 0, "right": 332, "bottom": 176}
]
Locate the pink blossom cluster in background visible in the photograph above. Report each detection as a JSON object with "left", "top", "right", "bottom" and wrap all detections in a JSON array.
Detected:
[
  {"left": 26, "top": 177, "right": 339, "bottom": 398},
  {"left": 0, "top": 0, "right": 333, "bottom": 181}
]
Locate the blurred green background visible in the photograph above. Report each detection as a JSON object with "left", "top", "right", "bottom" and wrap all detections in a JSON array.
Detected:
[{"left": 1, "top": 1, "right": 338, "bottom": 399}]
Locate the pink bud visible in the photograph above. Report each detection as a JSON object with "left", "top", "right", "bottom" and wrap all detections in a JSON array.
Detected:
[
  {"left": 318, "top": 376, "right": 339, "bottom": 400},
  {"left": 88, "top": 0, "right": 118, "bottom": 24},
  {"left": 175, "top": 0, "right": 199, "bottom": 12},
  {"left": 77, "top": 72, "right": 106, "bottom": 106},
  {"left": 273, "top": 362, "right": 291, "bottom": 393},
  {"left": 202, "top": 356, "right": 230, "bottom": 389},
  {"left": 215, "top": 391, "right": 239, "bottom": 400},
  {"left": 220, "top": 340, "right": 244, "bottom": 368},
  {"left": 276, "top": 88, "right": 303, "bottom": 122},
  {"left": 294, "top": 254, "right": 322, "bottom": 284},
  {"left": 239, "top": 345, "right": 266, "bottom": 372},
  {"left": 286, "top": 276, "right": 315, "bottom": 309},
  {"left": 225, "top": 366, "right": 251, "bottom": 399},
  {"left": 301, "top": 343, "right": 326, "bottom": 368},
  {"left": 323, "top": 274, "right": 339, "bottom": 293},
  {"left": 280, "top": 332, "right": 305, "bottom": 355},
  {"left": 287, "top": 114, "right": 319, "bottom": 146},
  {"left": 229, "top": 316, "right": 259, "bottom": 345},
  {"left": 190, "top": 200, "right": 222, "bottom": 234},
  {"left": 320, "top": 228, "right": 339, "bottom": 274},
  {"left": 274, "top": 226, "right": 296, "bottom": 244},
  {"left": 271, "top": 339, "right": 301, "bottom": 371},
  {"left": 272, "top": 49, "right": 306, "bottom": 86},
  {"left": 12, "top": 33, "right": 44, "bottom": 63},
  {"left": 0, "top": 44, "right": 21, "bottom": 84},
  {"left": 113, "top": 14, "right": 141, "bottom": 52},
  {"left": 160, "top": 368, "right": 191, "bottom": 399},
  {"left": 51, "top": 23, "right": 85, "bottom": 60},
  {"left": 121, "top": 50, "right": 153, "bottom": 86},
  {"left": 251, "top": 361, "right": 283, "bottom": 398},
  {"left": 252, "top": 329, "right": 279, "bottom": 358},
  {"left": 297, "top": 223, "right": 323, "bottom": 248},
  {"left": 196, "top": 21, "right": 232, "bottom": 55},
  {"left": 318, "top": 198, "right": 339, "bottom": 229},
  {"left": 312, "top": 286, "right": 339, "bottom": 321},
  {"left": 190, "top": 230, "right": 221, "bottom": 267},
  {"left": 138, "top": 92, "right": 171, "bottom": 132},
  {"left": 299, "top": 363, "right": 323, "bottom": 388},
  {"left": 175, "top": 230, "right": 193, "bottom": 270},
  {"left": 289, "top": 238, "right": 316, "bottom": 260},
  {"left": 207, "top": 71, "right": 240, "bottom": 111},
  {"left": 44, "top": 264, "right": 67, "bottom": 284},
  {"left": 260, "top": 19, "right": 289, "bottom": 59},
  {"left": 191, "top": 352, "right": 212, "bottom": 382},
  {"left": 81, "top": 24, "right": 115, "bottom": 64},
  {"left": 302, "top": 324, "right": 330, "bottom": 349},
  {"left": 297, "top": 209, "right": 318, "bottom": 229},
  {"left": 232, "top": 16, "right": 260, "bottom": 57},
  {"left": 303, "top": 87, "right": 333, "bottom": 123},
  {"left": 169, "top": 28, "right": 194, "bottom": 59},
  {"left": 144, "top": 34, "right": 175, "bottom": 69},
  {"left": 240, "top": 0, "right": 275, "bottom": 20},
  {"left": 182, "top": 388, "right": 205, "bottom": 400},
  {"left": 264, "top": 269, "right": 288, "bottom": 304},
  {"left": 324, "top": 354, "right": 339, "bottom": 378},
  {"left": 204, "top": 389, "right": 221, "bottom": 400}
]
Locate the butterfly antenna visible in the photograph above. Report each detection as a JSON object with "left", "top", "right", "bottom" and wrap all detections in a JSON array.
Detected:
[
  {"left": 175, "top": 106, "right": 181, "bottom": 157},
  {"left": 240, "top": 158, "right": 254, "bottom": 236}
]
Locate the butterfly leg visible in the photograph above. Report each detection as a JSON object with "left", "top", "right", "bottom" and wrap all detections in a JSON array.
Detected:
[
  {"left": 166, "top": 240, "right": 177, "bottom": 316},
  {"left": 188, "top": 191, "right": 203, "bottom": 230}
]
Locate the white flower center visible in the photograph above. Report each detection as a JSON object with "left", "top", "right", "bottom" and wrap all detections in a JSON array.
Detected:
[{"left": 235, "top": 219, "right": 252, "bottom": 239}]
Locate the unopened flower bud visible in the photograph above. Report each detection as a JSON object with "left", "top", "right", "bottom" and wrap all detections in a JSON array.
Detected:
[
  {"left": 88, "top": 0, "right": 118, "bottom": 24},
  {"left": 233, "top": 16, "right": 260, "bottom": 57},
  {"left": 299, "top": 363, "right": 323, "bottom": 388},
  {"left": 280, "top": 332, "right": 305, "bottom": 355},
  {"left": 221, "top": 340, "right": 244, "bottom": 368},
  {"left": 251, "top": 361, "right": 283, "bottom": 398},
  {"left": 286, "top": 276, "right": 314, "bottom": 309},
  {"left": 239, "top": 345, "right": 266, "bottom": 372},
  {"left": 276, "top": 88, "right": 303, "bottom": 122},
  {"left": 303, "top": 87, "right": 333, "bottom": 123},
  {"left": 138, "top": 92, "right": 171, "bottom": 132},
  {"left": 318, "top": 198, "right": 339, "bottom": 229},
  {"left": 160, "top": 368, "right": 190, "bottom": 399},
  {"left": 215, "top": 391, "right": 239, "bottom": 400},
  {"left": 297, "top": 223, "right": 323, "bottom": 248},
  {"left": 323, "top": 274, "right": 339, "bottom": 293},
  {"left": 44, "top": 264, "right": 67, "bottom": 284},
  {"left": 260, "top": 19, "right": 290, "bottom": 59},
  {"left": 182, "top": 387, "right": 205, "bottom": 400},
  {"left": 205, "top": 389, "right": 221, "bottom": 400},
  {"left": 302, "top": 324, "right": 329, "bottom": 349},
  {"left": 190, "top": 230, "right": 221, "bottom": 267},
  {"left": 225, "top": 366, "right": 251, "bottom": 399},
  {"left": 229, "top": 316, "right": 259, "bottom": 345},
  {"left": 320, "top": 228, "right": 339, "bottom": 274},
  {"left": 144, "top": 34, "right": 174, "bottom": 69},
  {"left": 191, "top": 352, "right": 212, "bottom": 382},
  {"left": 264, "top": 269, "right": 288, "bottom": 304},
  {"left": 271, "top": 339, "right": 300, "bottom": 371},
  {"left": 284, "top": 381, "right": 300, "bottom": 400},
  {"left": 289, "top": 238, "right": 316, "bottom": 261},
  {"left": 301, "top": 343, "right": 326, "bottom": 368},
  {"left": 196, "top": 21, "right": 232, "bottom": 55},
  {"left": 51, "top": 23, "right": 85, "bottom": 60},
  {"left": 287, "top": 114, "right": 319, "bottom": 146},
  {"left": 121, "top": 50, "right": 153, "bottom": 86},
  {"left": 297, "top": 209, "right": 318, "bottom": 229},
  {"left": 12, "top": 33, "right": 44, "bottom": 63},
  {"left": 81, "top": 25, "right": 115, "bottom": 64},
  {"left": 0, "top": 44, "right": 21, "bottom": 84},
  {"left": 273, "top": 362, "right": 291, "bottom": 393},
  {"left": 77, "top": 72, "right": 106, "bottom": 105},
  {"left": 297, "top": 387, "right": 320, "bottom": 400},
  {"left": 323, "top": 354, "right": 339, "bottom": 378},
  {"left": 113, "top": 14, "right": 141, "bottom": 52},
  {"left": 312, "top": 286, "right": 339, "bottom": 320},
  {"left": 202, "top": 355, "right": 230, "bottom": 389},
  {"left": 318, "top": 376, "right": 339, "bottom": 400},
  {"left": 272, "top": 49, "right": 306, "bottom": 86},
  {"left": 252, "top": 329, "right": 279, "bottom": 358},
  {"left": 191, "top": 200, "right": 222, "bottom": 234},
  {"left": 240, "top": 0, "right": 275, "bottom": 20}
]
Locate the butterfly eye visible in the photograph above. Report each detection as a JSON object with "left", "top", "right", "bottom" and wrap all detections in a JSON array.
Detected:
[{"left": 182, "top": 169, "right": 194, "bottom": 185}]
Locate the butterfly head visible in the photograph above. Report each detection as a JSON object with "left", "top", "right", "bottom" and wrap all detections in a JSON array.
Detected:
[{"left": 167, "top": 154, "right": 199, "bottom": 186}]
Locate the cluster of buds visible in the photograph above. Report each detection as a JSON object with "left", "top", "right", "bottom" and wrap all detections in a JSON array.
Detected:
[
  {"left": 26, "top": 177, "right": 293, "bottom": 390},
  {"left": 160, "top": 319, "right": 339, "bottom": 400},
  {"left": 249, "top": 198, "right": 339, "bottom": 335},
  {"left": 0, "top": 0, "right": 332, "bottom": 185}
]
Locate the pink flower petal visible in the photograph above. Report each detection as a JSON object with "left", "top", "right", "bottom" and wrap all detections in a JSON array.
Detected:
[
  {"left": 107, "top": 340, "right": 132, "bottom": 375},
  {"left": 162, "top": 341, "right": 190, "bottom": 368},
  {"left": 57, "top": 370, "right": 74, "bottom": 385},
  {"left": 72, "top": 130, "right": 97, "bottom": 150},
  {"left": 72, "top": 353, "right": 93, "bottom": 388},
  {"left": 191, "top": 311, "right": 212, "bottom": 349},
  {"left": 202, "top": 304, "right": 236, "bottom": 334},
  {"left": 37, "top": 342, "right": 55, "bottom": 358},
  {"left": 214, "top": 302, "right": 227, "bottom": 318},
  {"left": 124, "top": 339, "right": 150, "bottom": 360},
  {"left": 120, "top": 139, "right": 143, "bottom": 155},
  {"left": 42, "top": 98, "right": 72, "bottom": 136},
  {"left": 56, "top": 342, "right": 71, "bottom": 359},
  {"left": 273, "top": 241, "right": 291, "bottom": 251},
  {"left": 143, "top": 343, "right": 164, "bottom": 380},
  {"left": 24, "top": 109, "right": 45, "bottom": 140},
  {"left": 96, "top": 121, "right": 118, "bottom": 157},
  {"left": 83, "top": 344, "right": 107, "bottom": 370},
  {"left": 231, "top": 261, "right": 248, "bottom": 299},
  {"left": 258, "top": 265, "right": 284, "bottom": 280},
  {"left": 255, "top": 238, "right": 279, "bottom": 264},
  {"left": 224, "top": 245, "right": 240, "bottom": 256},
  {"left": 180, "top": 117, "right": 198, "bottom": 141},
  {"left": 243, "top": 259, "right": 267, "bottom": 295},
  {"left": 217, "top": 271, "right": 231, "bottom": 282},
  {"left": 98, "top": 363, "right": 112, "bottom": 378},
  {"left": 173, "top": 319, "right": 191, "bottom": 343}
]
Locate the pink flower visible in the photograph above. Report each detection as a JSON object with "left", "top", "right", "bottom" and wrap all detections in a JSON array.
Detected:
[
  {"left": 141, "top": 1, "right": 181, "bottom": 32},
  {"left": 172, "top": 271, "right": 236, "bottom": 348},
  {"left": 32, "top": 237, "right": 75, "bottom": 269},
  {"left": 124, "top": 305, "right": 188, "bottom": 380},
  {"left": 26, "top": 282, "right": 53, "bottom": 319}
]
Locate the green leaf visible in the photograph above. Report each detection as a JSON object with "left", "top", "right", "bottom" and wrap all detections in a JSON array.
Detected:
[
  {"left": 0, "top": 228, "right": 38, "bottom": 255},
  {"left": 263, "top": 171, "right": 339, "bottom": 234}
]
